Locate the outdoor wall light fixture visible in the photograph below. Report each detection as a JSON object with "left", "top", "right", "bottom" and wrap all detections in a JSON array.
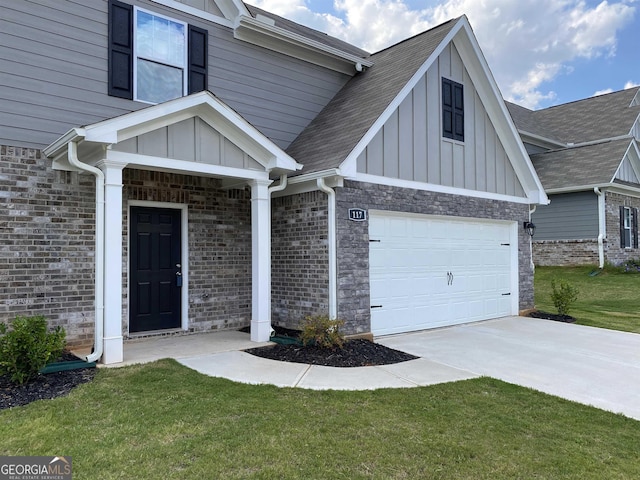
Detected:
[{"left": 523, "top": 221, "right": 536, "bottom": 237}]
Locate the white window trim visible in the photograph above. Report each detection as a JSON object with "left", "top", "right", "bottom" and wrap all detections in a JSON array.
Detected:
[
  {"left": 623, "top": 206, "right": 632, "bottom": 248},
  {"left": 133, "top": 6, "right": 189, "bottom": 105}
]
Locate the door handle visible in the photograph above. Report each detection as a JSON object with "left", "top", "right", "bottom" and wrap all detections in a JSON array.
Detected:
[{"left": 176, "top": 264, "right": 183, "bottom": 287}]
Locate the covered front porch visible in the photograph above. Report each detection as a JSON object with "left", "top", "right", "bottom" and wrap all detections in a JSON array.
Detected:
[{"left": 44, "top": 91, "right": 301, "bottom": 364}]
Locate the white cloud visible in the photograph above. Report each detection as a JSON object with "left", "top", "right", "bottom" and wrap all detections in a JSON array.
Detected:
[
  {"left": 250, "top": 0, "right": 636, "bottom": 109},
  {"left": 593, "top": 88, "right": 614, "bottom": 96},
  {"left": 625, "top": 80, "right": 640, "bottom": 89}
]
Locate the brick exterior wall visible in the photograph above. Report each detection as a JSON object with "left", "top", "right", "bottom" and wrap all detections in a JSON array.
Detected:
[
  {"left": 336, "top": 181, "right": 534, "bottom": 334},
  {"left": 604, "top": 191, "right": 640, "bottom": 265},
  {"left": 532, "top": 191, "right": 640, "bottom": 267},
  {"left": 533, "top": 240, "right": 600, "bottom": 266},
  {"left": 271, "top": 191, "right": 329, "bottom": 329},
  {"left": 0, "top": 146, "right": 96, "bottom": 347},
  {"left": 122, "top": 169, "right": 252, "bottom": 337}
]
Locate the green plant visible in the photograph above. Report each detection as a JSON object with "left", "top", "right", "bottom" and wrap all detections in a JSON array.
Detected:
[
  {"left": 0, "top": 315, "right": 66, "bottom": 385},
  {"left": 550, "top": 279, "right": 579, "bottom": 316},
  {"left": 299, "top": 315, "right": 345, "bottom": 349}
]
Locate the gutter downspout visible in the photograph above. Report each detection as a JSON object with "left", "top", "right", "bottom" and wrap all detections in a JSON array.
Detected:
[
  {"left": 67, "top": 141, "right": 105, "bottom": 363},
  {"left": 529, "top": 205, "right": 537, "bottom": 272},
  {"left": 594, "top": 187, "right": 606, "bottom": 269},
  {"left": 317, "top": 178, "right": 337, "bottom": 320}
]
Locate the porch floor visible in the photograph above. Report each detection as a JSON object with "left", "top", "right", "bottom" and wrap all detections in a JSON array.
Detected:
[{"left": 77, "top": 331, "right": 272, "bottom": 367}]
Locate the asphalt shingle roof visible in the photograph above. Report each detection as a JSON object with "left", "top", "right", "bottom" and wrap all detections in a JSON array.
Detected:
[
  {"left": 530, "top": 138, "right": 632, "bottom": 190},
  {"left": 509, "top": 88, "right": 640, "bottom": 144},
  {"left": 285, "top": 17, "right": 459, "bottom": 174}
]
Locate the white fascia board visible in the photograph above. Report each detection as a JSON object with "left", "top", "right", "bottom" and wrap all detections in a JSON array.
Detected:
[
  {"left": 149, "top": 0, "right": 233, "bottom": 27},
  {"left": 234, "top": 16, "right": 372, "bottom": 76},
  {"left": 217, "top": 0, "right": 250, "bottom": 19},
  {"left": 272, "top": 169, "right": 343, "bottom": 198},
  {"left": 451, "top": 19, "right": 548, "bottom": 206},
  {"left": 339, "top": 19, "right": 463, "bottom": 174},
  {"left": 518, "top": 130, "right": 566, "bottom": 149},
  {"left": 545, "top": 184, "right": 611, "bottom": 195},
  {"left": 43, "top": 128, "right": 85, "bottom": 159},
  {"left": 354, "top": 172, "right": 534, "bottom": 205},
  {"left": 106, "top": 149, "right": 269, "bottom": 181}
]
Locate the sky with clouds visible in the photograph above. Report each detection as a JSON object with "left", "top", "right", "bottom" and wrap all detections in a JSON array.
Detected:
[{"left": 249, "top": 0, "right": 639, "bottom": 110}]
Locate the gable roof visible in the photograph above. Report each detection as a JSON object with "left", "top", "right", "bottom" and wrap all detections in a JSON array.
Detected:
[
  {"left": 530, "top": 138, "right": 633, "bottom": 191},
  {"left": 285, "top": 18, "right": 459, "bottom": 174},
  {"left": 509, "top": 88, "right": 640, "bottom": 145}
]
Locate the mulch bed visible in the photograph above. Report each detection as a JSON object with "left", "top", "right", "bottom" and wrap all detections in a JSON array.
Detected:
[
  {"left": 0, "top": 352, "right": 97, "bottom": 411},
  {"left": 245, "top": 339, "right": 418, "bottom": 367},
  {"left": 528, "top": 310, "right": 576, "bottom": 323}
]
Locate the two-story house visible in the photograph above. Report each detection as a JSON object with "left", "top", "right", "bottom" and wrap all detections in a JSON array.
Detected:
[
  {"left": 507, "top": 88, "right": 640, "bottom": 267},
  {"left": 0, "top": 0, "right": 547, "bottom": 364}
]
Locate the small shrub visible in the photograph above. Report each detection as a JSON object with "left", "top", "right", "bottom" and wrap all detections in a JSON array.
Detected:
[
  {"left": 550, "top": 279, "right": 579, "bottom": 317},
  {"left": 299, "top": 315, "right": 345, "bottom": 349},
  {"left": 0, "top": 315, "right": 66, "bottom": 385},
  {"left": 620, "top": 258, "right": 640, "bottom": 273}
]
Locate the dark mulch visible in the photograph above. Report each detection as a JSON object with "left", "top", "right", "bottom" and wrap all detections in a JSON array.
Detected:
[
  {"left": 0, "top": 352, "right": 97, "bottom": 411},
  {"left": 528, "top": 310, "right": 576, "bottom": 323},
  {"left": 245, "top": 339, "right": 418, "bottom": 367}
]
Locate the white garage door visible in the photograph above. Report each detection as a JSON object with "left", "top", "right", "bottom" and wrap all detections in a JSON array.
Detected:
[{"left": 369, "top": 212, "right": 516, "bottom": 336}]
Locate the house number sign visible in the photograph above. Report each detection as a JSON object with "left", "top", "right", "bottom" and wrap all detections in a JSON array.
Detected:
[{"left": 348, "top": 208, "right": 367, "bottom": 222}]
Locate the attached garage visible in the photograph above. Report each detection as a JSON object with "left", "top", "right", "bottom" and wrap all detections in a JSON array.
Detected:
[{"left": 369, "top": 211, "right": 518, "bottom": 336}]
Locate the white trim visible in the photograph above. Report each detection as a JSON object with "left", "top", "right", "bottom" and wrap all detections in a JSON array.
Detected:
[
  {"left": 340, "top": 23, "right": 459, "bottom": 172},
  {"left": 105, "top": 150, "right": 270, "bottom": 181},
  {"left": 234, "top": 15, "right": 371, "bottom": 76},
  {"left": 150, "top": 0, "right": 234, "bottom": 28},
  {"left": 133, "top": 6, "right": 188, "bottom": 105},
  {"left": 127, "top": 201, "right": 189, "bottom": 334},
  {"left": 354, "top": 172, "right": 533, "bottom": 204},
  {"left": 509, "top": 221, "right": 519, "bottom": 314}
]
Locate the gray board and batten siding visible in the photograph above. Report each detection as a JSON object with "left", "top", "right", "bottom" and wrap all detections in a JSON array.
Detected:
[
  {"left": 356, "top": 44, "right": 526, "bottom": 197},
  {"left": 531, "top": 192, "right": 599, "bottom": 241},
  {"left": 113, "top": 117, "right": 264, "bottom": 170},
  {"left": 0, "top": 0, "right": 351, "bottom": 150}
]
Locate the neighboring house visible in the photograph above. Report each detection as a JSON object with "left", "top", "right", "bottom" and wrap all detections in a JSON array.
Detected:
[
  {"left": 507, "top": 88, "right": 640, "bottom": 267},
  {"left": 0, "top": 0, "right": 547, "bottom": 364}
]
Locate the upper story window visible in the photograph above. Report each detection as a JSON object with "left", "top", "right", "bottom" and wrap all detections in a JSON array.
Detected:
[
  {"left": 108, "top": 0, "right": 208, "bottom": 103},
  {"left": 135, "top": 8, "right": 187, "bottom": 104},
  {"left": 442, "top": 78, "right": 464, "bottom": 142}
]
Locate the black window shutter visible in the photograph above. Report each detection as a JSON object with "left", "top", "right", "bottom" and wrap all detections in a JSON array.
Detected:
[
  {"left": 108, "top": 0, "right": 133, "bottom": 99},
  {"left": 453, "top": 82, "right": 464, "bottom": 141},
  {"left": 620, "top": 206, "right": 626, "bottom": 248},
  {"left": 442, "top": 78, "right": 464, "bottom": 141},
  {"left": 633, "top": 208, "right": 639, "bottom": 249},
  {"left": 442, "top": 78, "right": 454, "bottom": 139},
  {"left": 188, "top": 25, "right": 208, "bottom": 94}
]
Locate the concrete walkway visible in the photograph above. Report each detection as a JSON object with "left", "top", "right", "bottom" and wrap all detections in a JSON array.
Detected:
[{"left": 117, "top": 317, "right": 640, "bottom": 421}]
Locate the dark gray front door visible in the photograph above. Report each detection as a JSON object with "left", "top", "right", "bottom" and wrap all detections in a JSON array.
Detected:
[{"left": 130, "top": 207, "right": 182, "bottom": 333}]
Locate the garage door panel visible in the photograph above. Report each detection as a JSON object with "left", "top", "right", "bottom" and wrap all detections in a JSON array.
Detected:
[{"left": 369, "top": 212, "right": 515, "bottom": 336}]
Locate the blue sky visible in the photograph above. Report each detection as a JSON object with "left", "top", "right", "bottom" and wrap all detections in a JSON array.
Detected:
[{"left": 251, "top": 0, "right": 638, "bottom": 109}]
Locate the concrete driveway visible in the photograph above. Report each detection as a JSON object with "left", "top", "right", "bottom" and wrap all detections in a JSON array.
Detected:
[{"left": 378, "top": 316, "right": 640, "bottom": 420}]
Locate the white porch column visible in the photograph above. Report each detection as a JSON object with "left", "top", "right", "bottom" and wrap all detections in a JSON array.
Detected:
[
  {"left": 250, "top": 179, "right": 272, "bottom": 342},
  {"left": 99, "top": 161, "right": 125, "bottom": 364}
]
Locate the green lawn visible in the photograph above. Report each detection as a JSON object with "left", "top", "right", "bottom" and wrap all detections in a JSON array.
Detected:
[
  {"left": 534, "top": 265, "right": 640, "bottom": 333},
  {"left": 1, "top": 360, "right": 639, "bottom": 479}
]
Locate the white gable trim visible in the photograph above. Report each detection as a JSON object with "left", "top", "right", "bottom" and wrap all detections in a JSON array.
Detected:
[
  {"left": 354, "top": 172, "right": 533, "bottom": 205},
  {"left": 612, "top": 140, "right": 640, "bottom": 183},
  {"left": 150, "top": 0, "right": 233, "bottom": 27},
  {"left": 339, "top": 22, "right": 460, "bottom": 175},
  {"left": 78, "top": 91, "right": 300, "bottom": 173},
  {"left": 339, "top": 16, "right": 548, "bottom": 206}
]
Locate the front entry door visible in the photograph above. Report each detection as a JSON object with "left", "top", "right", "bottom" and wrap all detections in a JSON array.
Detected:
[{"left": 130, "top": 207, "right": 182, "bottom": 333}]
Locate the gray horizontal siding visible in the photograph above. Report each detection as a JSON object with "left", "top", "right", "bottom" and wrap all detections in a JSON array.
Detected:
[
  {"left": 532, "top": 192, "right": 598, "bottom": 240},
  {"left": 0, "top": 0, "right": 350, "bottom": 150}
]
